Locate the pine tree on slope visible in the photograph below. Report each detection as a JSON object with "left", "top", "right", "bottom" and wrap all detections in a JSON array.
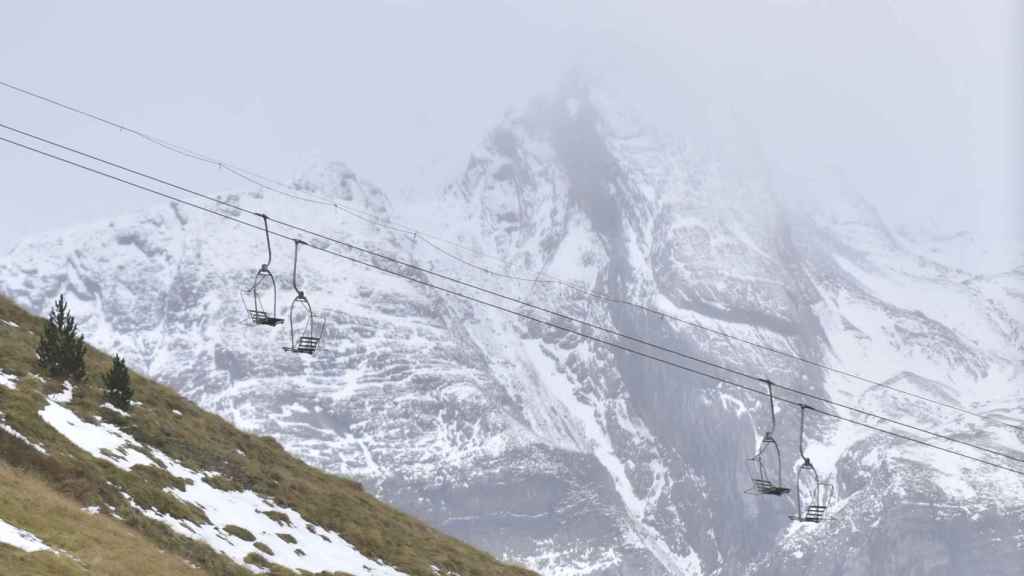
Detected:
[
  {"left": 36, "top": 294, "right": 87, "bottom": 383},
  {"left": 102, "top": 355, "right": 133, "bottom": 412}
]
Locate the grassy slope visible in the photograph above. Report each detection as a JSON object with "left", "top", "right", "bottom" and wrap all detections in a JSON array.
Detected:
[
  {"left": 0, "top": 295, "right": 537, "bottom": 576},
  {"left": 0, "top": 461, "right": 205, "bottom": 576}
]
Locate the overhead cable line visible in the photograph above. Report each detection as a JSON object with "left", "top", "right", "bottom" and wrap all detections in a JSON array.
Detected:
[
  {"left": 2, "top": 130, "right": 1024, "bottom": 479},
  {"left": 2, "top": 121, "right": 1022, "bottom": 468},
  {"left": 0, "top": 79, "right": 502, "bottom": 264},
  {"left": 1, "top": 79, "right": 1019, "bottom": 433}
]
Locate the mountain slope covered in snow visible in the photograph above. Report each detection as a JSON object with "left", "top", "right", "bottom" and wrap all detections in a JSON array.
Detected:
[{"left": 1, "top": 84, "right": 1022, "bottom": 575}]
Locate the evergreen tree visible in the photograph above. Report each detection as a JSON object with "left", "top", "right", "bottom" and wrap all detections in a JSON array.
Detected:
[
  {"left": 102, "top": 355, "right": 133, "bottom": 411},
  {"left": 36, "top": 294, "right": 87, "bottom": 382}
]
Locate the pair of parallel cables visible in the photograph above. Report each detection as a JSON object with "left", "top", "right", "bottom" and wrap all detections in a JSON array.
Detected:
[{"left": 1, "top": 81, "right": 1022, "bottom": 480}]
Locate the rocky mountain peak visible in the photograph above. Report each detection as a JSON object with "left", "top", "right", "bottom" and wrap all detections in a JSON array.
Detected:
[{"left": 289, "top": 161, "right": 390, "bottom": 215}]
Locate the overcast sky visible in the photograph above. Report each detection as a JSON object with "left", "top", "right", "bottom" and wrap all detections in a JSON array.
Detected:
[{"left": 1, "top": 1, "right": 1020, "bottom": 269}]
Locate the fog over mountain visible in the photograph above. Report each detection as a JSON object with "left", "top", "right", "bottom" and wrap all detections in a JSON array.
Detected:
[{"left": 1, "top": 1, "right": 1020, "bottom": 271}]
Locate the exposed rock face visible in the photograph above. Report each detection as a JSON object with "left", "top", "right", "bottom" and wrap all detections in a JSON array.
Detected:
[{"left": 2, "top": 86, "right": 1022, "bottom": 575}]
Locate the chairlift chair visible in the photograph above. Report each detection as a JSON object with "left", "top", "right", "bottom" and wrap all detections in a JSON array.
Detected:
[
  {"left": 789, "top": 405, "right": 834, "bottom": 523},
  {"left": 242, "top": 215, "right": 284, "bottom": 327},
  {"left": 746, "top": 379, "right": 790, "bottom": 496},
  {"left": 283, "top": 240, "right": 326, "bottom": 355}
]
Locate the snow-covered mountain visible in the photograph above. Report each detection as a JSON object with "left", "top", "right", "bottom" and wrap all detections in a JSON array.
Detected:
[{"left": 2, "top": 84, "right": 1022, "bottom": 575}]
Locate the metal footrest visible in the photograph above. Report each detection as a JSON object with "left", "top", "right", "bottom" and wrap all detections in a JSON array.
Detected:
[
  {"left": 748, "top": 479, "right": 791, "bottom": 496},
  {"left": 284, "top": 336, "right": 321, "bottom": 355},
  {"left": 247, "top": 309, "right": 283, "bottom": 326},
  {"left": 804, "top": 505, "right": 827, "bottom": 522}
]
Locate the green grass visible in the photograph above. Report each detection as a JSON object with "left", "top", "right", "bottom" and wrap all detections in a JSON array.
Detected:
[
  {"left": 223, "top": 525, "right": 257, "bottom": 542},
  {"left": 0, "top": 295, "right": 537, "bottom": 576},
  {"left": 261, "top": 510, "right": 292, "bottom": 526}
]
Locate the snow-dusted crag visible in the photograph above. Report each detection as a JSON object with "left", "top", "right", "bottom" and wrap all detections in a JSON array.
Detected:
[{"left": 2, "top": 84, "right": 1022, "bottom": 575}]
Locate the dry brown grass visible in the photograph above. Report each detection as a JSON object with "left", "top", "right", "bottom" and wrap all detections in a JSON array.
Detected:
[{"left": 0, "top": 461, "right": 205, "bottom": 576}]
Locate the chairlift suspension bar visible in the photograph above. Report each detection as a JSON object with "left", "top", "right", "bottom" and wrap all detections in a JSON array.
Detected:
[
  {"left": 242, "top": 212, "right": 283, "bottom": 326},
  {"left": 283, "top": 239, "right": 321, "bottom": 354},
  {"left": 261, "top": 214, "right": 272, "bottom": 268},
  {"left": 799, "top": 404, "right": 808, "bottom": 462},
  {"left": 292, "top": 239, "right": 306, "bottom": 295},
  {"left": 792, "top": 404, "right": 831, "bottom": 523}
]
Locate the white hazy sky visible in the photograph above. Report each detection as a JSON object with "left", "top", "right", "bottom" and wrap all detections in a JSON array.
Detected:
[{"left": 0, "top": 1, "right": 1020, "bottom": 269}]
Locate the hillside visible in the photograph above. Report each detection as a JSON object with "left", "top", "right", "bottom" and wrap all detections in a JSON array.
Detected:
[{"left": 0, "top": 295, "right": 537, "bottom": 576}]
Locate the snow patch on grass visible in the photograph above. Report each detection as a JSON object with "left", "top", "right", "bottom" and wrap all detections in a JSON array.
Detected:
[
  {"left": 38, "top": 399, "right": 408, "bottom": 575},
  {"left": 39, "top": 402, "right": 151, "bottom": 470},
  {"left": 48, "top": 382, "right": 72, "bottom": 403},
  {"left": 0, "top": 370, "right": 16, "bottom": 390},
  {"left": 0, "top": 518, "right": 52, "bottom": 553},
  {"left": 101, "top": 403, "right": 129, "bottom": 417},
  {"left": 133, "top": 463, "right": 408, "bottom": 575}
]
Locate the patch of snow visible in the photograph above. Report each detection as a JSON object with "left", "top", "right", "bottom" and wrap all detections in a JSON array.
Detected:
[
  {"left": 133, "top": 467, "right": 408, "bottom": 575},
  {"left": 0, "top": 371, "right": 16, "bottom": 390},
  {"left": 0, "top": 319, "right": 17, "bottom": 328},
  {"left": 101, "top": 403, "right": 129, "bottom": 417},
  {"left": 39, "top": 398, "right": 408, "bottom": 575},
  {"left": 0, "top": 518, "right": 52, "bottom": 553},
  {"left": 39, "top": 402, "right": 152, "bottom": 470},
  {"left": 278, "top": 402, "right": 310, "bottom": 417},
  {"left": 172, "top": 409, "right": 183, "bottom": 417},
  {"left": 48, "top": 382, "right": 73, "bottom": 404},
  {"left": 83, "top": 506, "right": 101, "bottom": 515}
]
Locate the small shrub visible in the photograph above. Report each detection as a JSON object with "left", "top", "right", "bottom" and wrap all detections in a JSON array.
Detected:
[
  {"left": 243, "top": 552, "right": 270, "bottom": 568},
  {"left": 261, "top": 510, "right": 291, "bottom": 526},
  {"left": 223, "top": 524, "right": 256, "bottom": 542},
  {"left": 36, "top": 294, "right": 87, "bottom": 383},
  {"left": 102, "top": 354, "right": 134, "bottom": 411}
]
